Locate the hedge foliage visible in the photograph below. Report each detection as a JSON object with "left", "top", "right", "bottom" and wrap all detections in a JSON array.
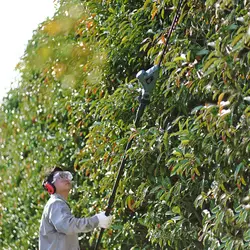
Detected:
[{"left": 0, "top": 0, "right": 249, "bottom": 249}]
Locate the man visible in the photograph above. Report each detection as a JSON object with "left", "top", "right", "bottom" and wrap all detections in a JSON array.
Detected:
[{"left": 39, "top": 167, "right": 112, "bottom": 250}]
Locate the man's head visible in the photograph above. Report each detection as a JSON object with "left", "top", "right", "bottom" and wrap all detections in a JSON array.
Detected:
[{"left": 43, "top": 167, "right": 73, "bottom": 195}]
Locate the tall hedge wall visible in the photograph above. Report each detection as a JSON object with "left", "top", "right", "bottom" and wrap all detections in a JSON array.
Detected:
[{"left": 0, "top": 0, "right": 249, "bottom": 249}]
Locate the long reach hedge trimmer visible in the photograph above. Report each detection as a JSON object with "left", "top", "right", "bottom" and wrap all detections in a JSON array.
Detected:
[{"left": 94, "top": 0, "right": 184, "bottom": 249}]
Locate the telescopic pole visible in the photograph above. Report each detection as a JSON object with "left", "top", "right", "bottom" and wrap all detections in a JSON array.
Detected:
[{"left": 94, "top": 1, "right": 184, "bottom": 248}]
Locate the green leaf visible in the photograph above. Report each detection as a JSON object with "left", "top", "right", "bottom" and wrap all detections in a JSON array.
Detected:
[
  {"left": 225, "top": 240, "right": 234, "bottom": 250},
  {"left": 173, "top": 56, "right": 186, "bottom": 62},
  {"left": 172, "top": 206, "right": 181, "bottom": 214},
  {"left": 243, "top": 229, "right": 250, "bottom": 242},
  {"left": 172, "top": 148, "right": 183, "bottom": 157},
  {"left": 172, "top": 216, "right": 182, "bottom": 222},
  {"left": 231, "top": 33, "right": 244, "bottom": 46},
  {"left": 203, "top": 57, "right": 218, "bottom": 71},
  {"left": 211, "top": 205, "right": 220, "bottom": 214},
  {"left": 228, "top": 24, "right": 238, "bottom": 30},
  {"left": 234, "top": 162, "right": 244, "bottom": 180},
  {"left": 191, "top": 105, "right": 203, "bottom": 114},
  {"left": 196, "top": 48, "right": 209, "bottom": 56},
  {"left": 221, "top": 235, "right": 231, "bottom": 243}
]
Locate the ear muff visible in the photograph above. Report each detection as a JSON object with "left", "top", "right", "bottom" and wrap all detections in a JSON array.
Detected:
[{"left": 43, "top": 181, "right": 56, "bottom": 194}]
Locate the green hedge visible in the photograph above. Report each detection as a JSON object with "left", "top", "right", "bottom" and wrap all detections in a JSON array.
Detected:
[{"left": 0, "top": 0, "right": 249, "bottom": 249}]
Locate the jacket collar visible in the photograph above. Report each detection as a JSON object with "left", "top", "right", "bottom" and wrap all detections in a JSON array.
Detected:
[
  {"left": 51, "top": 193, "right": 67, "bottom": 202},
  {"left": 51, "top": 193, "right": 71, "bottom": 208}
]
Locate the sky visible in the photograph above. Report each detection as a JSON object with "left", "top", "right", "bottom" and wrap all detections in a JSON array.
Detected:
[{"left": 0, "top": 0, "right": 56, "bottom": 103}]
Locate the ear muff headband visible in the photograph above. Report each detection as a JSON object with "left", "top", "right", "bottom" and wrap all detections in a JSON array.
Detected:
[{"left": 44, "top": 181, "right": 56, "bottom": 194}]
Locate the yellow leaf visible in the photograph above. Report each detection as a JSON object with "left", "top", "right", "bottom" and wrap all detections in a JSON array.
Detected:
[
  {"left": 194, "top": 168, "right": 201, "bottom": 176},
  {"left": 143, "top": 0, "right": 151, "bottom": 9},
  {"left": 127, "top": 195, "right": 135, "bottom": 212},
  {"left": 86, "top": 20, "right": 93, "bottom": 30},
  {"left": 38, "top": 47, "right": 51, "bottom": 61},
  {"left": 161, "top": 35, "right": 166, "bottom": 44},
  {"left": 241, "top": 176, "right": 246, "bottom": 186},
  {"left": 43, "top": 18, "right": 74, "bottom": 36},
  {"left": 218, "top": 93, "right": 225, "bottom": 105},
  {"left": 151, "top": 3, "right": 158, "bottom": 20},
  {"left": 53, "top": 63, "right": 67, "bottom": 78},
  {"left": 43, "top": 20, "right": 61, "bottom": 36},
  {"left": 121, "top": 36, "right": 127, "bottom": 44}
]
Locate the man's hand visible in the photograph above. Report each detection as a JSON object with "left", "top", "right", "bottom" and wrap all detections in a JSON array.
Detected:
[{"left": 96, "top": 212, "right": 112, "bottom": 228}]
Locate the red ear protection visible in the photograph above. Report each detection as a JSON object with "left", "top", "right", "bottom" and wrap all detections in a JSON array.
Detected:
[{"left": 44, "top": 182, "right": 56, "bottom": 194}]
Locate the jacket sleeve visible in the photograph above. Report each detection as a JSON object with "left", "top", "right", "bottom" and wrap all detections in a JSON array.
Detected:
[{"left": 48, "top": 200, "right": 99, "bottom": 235}]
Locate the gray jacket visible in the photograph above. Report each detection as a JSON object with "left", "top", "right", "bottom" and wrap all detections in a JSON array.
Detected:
[{"left": 39, "top": 193, "right": 99, "bottom": 250}]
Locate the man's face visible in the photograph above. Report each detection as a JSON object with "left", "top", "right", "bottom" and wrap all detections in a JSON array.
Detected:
[{"left": 52, "top": 171, "right": 73, "bottom": 192}]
